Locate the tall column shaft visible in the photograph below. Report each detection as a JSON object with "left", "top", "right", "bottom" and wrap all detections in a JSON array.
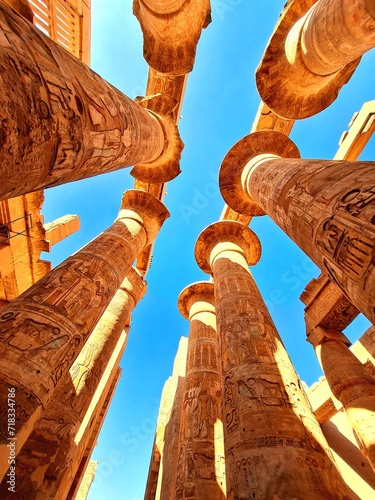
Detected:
[
  {"left": 195, "top": 221, "right": 351, "bottom": 499},
  {"left": 0, "top": 3, "right": 181, "bottom": 200},
  {"left": 308, "top": 327, "right": 375, "bottom": 471},
  {"left": 247, "top": 156, "right": 375, "bottom": 325},
  {"left": 0, "top": 190, "right": 168, "bottom": 479},
  {"left": 0, "top": 268, "right": 146, "bottom": 496},
  {"left": 56, "top": 364, "right": 123, "bottom": 500},
  {"left": 177, "top": 282, "right": 225, "bottom": 499},
  {"left": 300, "top": 0, "right": 375, "bottom": 76}
]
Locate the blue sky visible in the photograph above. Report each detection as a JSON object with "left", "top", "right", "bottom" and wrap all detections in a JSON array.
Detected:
[{"left": 40, "top": 1, "right": 374, "bottom": 498}]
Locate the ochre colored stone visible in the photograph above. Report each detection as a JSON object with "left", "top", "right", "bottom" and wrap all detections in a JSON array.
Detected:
[
  {"left": 153, "top": 337, "right": 188, "bottom": 500},
  {"left": 308, "top": 326, "right": 375, "bottom": 472},
  {"left": 176, "top": 281, "right": 225, "bottom": 499},
  {"left": 3, "top": 0, "right": 33, "bottom": 22},
  {"left": 133, "top": 0, "right": 211, "bottom": 75},
  {"left": 0, "top": 3, "right": 182, "bottom": 200},
  {"left": 0, "top": 190, "right": 168, "bottom": 479},
  {"left": 195, "top": 220, "right": 351, "bottom": 499},
  {"left": 255, "top": 0, "right": 375, "bottom": 118},
  {"left": 75, "top": 460, "right": 98, "bottom": 500},
  {"left": 219, "top": 131, "right": 375, "bottom": 325},
  {"left": 0, "top": 268, "right": 145, "bottom": 497}
]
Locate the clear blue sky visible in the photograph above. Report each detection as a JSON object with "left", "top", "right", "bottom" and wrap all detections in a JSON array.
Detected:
[{"left": 40, "top": 1, "right": 374, "bottom": 498}]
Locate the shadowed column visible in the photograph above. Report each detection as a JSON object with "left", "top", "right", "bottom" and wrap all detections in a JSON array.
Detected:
[
  {"left": 176, "top": 281, "right": 225, "bottom": 499},
  {"left": 308, "top": 326, "right": 375, "bottom": 472},
  {"left": 0, "top": 267, "right": 146, "bottom": 497},
  {"left": 219, "top": 131, "right": 375, "bottom": 325},
  {"left": 195, "top": 220, "right": 351, "bottom": 499},
  {"left": 256, "top": 0, "right": 375, "bottom": 118},
  {"left": 0, "top": 3, "right": 182, "bottom": 200},
  {"left": 0, "top": 189, "right": 169, "bottom": 479}
]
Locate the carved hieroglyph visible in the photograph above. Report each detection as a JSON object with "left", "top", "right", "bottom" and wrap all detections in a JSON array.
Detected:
[
  {"left": 176, "top": 282, "right": 225, "bottom": 499},
  {"left": 308, "top": 327, "right": 375, "bottom": 472},
  {"left": 0, "top": 3, "right": 182, "bottom": 200},
  {"left": 133, "top": 0, "right": 211, "bottom": 75},
  {"left": 0, "top": 268, "right": 146, "bottom": 496},
  {"left": 195, "top": 221, "right": 351, "bottom": 499},
  {"left": 256, "top": 0, "right": 375, "bottom": 118},
  {"left": 219, "top": 131, "right": 375, "bottom": 325},
  {"left": 0, "top": 190, "right": 169, "bottom": 480}
]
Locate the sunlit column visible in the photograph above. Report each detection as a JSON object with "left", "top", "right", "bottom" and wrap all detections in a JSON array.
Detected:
[
  {"left": 219, "top": 131, "right": 375, "bottom": 325},
  {"left": 308, "top": 326, "right": 375, "bottom": 472},
  {"left": 0, "top": 190, "right": 169, "bottom": 479},
  {"left": 0, "top": 3, "right": 182, "bottom": 200},
  {"left": 256, "top": 0, "right": 375, "bottom": 118},
  {"left": 195, "top": 220, "right": 351, "bottom": 499},
  {"left": 176, "top": 281, "right": 225, "bottom": 499},
  {"left": 133, "top": 0, "right": 211, "bottom": 75}
]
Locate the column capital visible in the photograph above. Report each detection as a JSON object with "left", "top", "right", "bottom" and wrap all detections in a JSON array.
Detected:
[
  {"left": 194, "top": 221, "right": 261, "bottom": 274},
  {"left": 140, "top": 0, "right": 185, "bottom": 14},
  {"left": 219, "top": 131, "right": 299, "bottom": 215},
  {"left": 307, "top": 326, "right": 351, "bottom": 348},
  {"left": 133, "top": 0, "right": 211, "bottom": 75},
  {"left": 117, "top": 190, "right": 170, "bottom": 245},
  {"left": 120, "top": 267, "right": 147, "bottom": 305},
  {"left": 178, "top": 281, "right": 215, "bottom": 320},
  {"left": 255, "top": 0, "right": 360, "bottom": 118},
  {"left": 131, "top": 113, "right": 184, "bottom": 184}
]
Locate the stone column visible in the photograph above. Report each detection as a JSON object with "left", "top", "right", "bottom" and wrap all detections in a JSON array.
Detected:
[
  {"left": 195, "top": 220, "right": 351, "bottom": 499},
  {"left": 0, "top": 190, "right": 168, "bottom": 479},
  {"left": 0, "top": 267, "right": 146, "bottom": 496},
  {"left": 308, "top": 326, "right": 375, "bottom": 472},
  {"left": 3, "top": 0, "right": 33, "bottom": 22},
  {"left": 219, "top": 131, "right": 375, "bottom": 325},
  {"left": 176, "top": 281, "right": 225, "bottom": 499},
  {"left": 75, "top": 461, "right": 98, "bottom": 500},
  {"left": 57, "top": 365, "right": 123, "bottom": 500},
  {"left": 0, "top": 3, "right": 182, "bottom": 200},
  {"left": 256, "top": 0, "right": 375, "bottom": 118},
  {"left": 133, "top": 0, "right": 211, "bottom": 75}
]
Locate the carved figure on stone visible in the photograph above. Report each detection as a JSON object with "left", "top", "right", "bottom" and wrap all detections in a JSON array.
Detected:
[
  {"left": 316, "top": 218, "right": 373, "bottom": 279},
  {"left": 224, "top": 374, "right": 239, "bottom": 433},
  {"left": 192, "top": 389, "right": 216, "bottom": 439}
]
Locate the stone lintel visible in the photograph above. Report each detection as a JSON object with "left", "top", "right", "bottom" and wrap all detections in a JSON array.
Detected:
[
  {"left": 219, "top": 131, "right": 299, "bottom": 216},
  {"left": 117, "top": 190, "right": 170, "bottom": 245},
  {"left": 307, "top": 326, "right": 351, "bottom": 349},
  {"left": 194, "top": 221, "right": 261, "bottom": 275},
  {"left": 177, "top": 281, "right": 215, "bottom": 320},
  {"left": 44, "top": 214, "right": 80, "bottom": 247},
  {"left": 301, "top": 274, "right": 360, "bottom": 332}
]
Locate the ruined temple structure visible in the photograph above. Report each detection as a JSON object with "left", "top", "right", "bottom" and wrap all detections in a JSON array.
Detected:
[{"left": 0, "top": 0, "right": 375, "bottom": 498}]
